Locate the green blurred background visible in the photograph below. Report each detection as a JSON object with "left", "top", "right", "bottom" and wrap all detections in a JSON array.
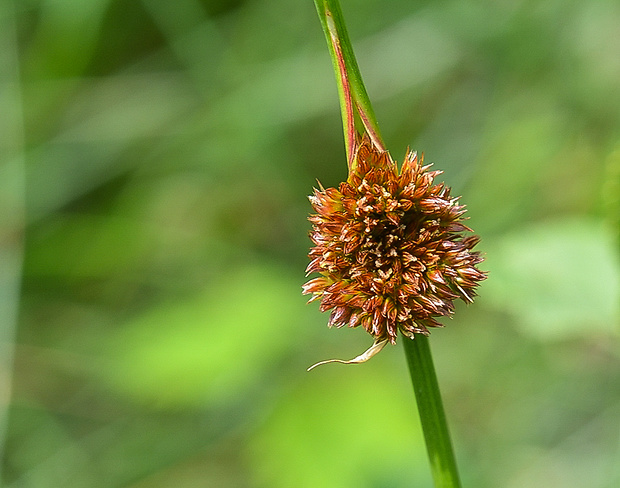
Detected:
[{"left": 1, "top": 0, "right": 619, "bottom": 486}]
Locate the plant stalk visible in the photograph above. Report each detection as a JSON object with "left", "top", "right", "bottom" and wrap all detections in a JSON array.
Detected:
[
  {"left": 312, "top": 2, "right": 463, "bottom": 485},
  {"left": 313, "top": 0, "right": 385, "bottom": 169},
  {"left": 403, "top": 335, "right": 462, "bottom": 488}
]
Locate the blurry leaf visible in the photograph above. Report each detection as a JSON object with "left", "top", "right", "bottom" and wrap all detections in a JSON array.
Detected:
[
  {"left": 101, "top": 265, "right": 308, "bottom": 407},
  {"left": 26, "top": 74, "right": 194, "bottom": 220},
  {"left": 246, "top": 363, "right": 429, "bottom": 488},
  {"left": 467, "top": 95, "right": 567, "bottom": 234},
  {"left": 6, "top": 407, "right": 99, "bottom": 488},
  {"left": 602, "top": 148, "right": 620, "bottom": 249},
  {"left": 360, "top": 13, "right": 461, "bottom": 98},
  {"left": 483, "top": 218, "right": 620, "bottom": 340},
  {"left": 569, "top": 1, "right": 620, "bottom": 104},
  {"left": 22, "top": 0, "right": 109, "bottom": 79},
  {"left": 55, "top": 74, "right": 193, "bottom": 143},
  {"left": 25, "top": 215, "right": 154, "bottom": 279}
]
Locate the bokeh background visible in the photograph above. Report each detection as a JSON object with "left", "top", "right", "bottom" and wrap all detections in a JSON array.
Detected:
[{"left": 1, "top": 0, "right": 619, "bottom": 486}]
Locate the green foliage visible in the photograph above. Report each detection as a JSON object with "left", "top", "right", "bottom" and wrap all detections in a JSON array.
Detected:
[
  {"left": 247, "top": 364, "right": 429, "bottom": 488},
  {"left": 485, "top": 219, "right": 619, "bottom": 339},
  {"left": 102, "top": 265, "right": 306, "bottom": 408}
]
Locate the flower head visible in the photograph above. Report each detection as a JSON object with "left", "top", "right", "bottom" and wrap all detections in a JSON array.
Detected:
[{"left": 303, "top": 134, "right": 485, "bottom": 345}]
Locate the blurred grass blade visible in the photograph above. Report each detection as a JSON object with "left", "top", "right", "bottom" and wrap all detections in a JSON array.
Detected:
[{"left": 0, "top": 0, "right": 26, "bottom": 479}]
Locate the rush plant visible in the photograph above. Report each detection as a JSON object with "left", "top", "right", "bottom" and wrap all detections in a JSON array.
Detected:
[{"left": 303, "top": 1, "right": 486, "bottom": 487}]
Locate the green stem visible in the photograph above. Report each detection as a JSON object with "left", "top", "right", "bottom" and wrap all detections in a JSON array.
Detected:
[
  {"left": 312, "top": 2, "right": 464, "bottom": 484},
  {"left": 403, "top": 335, "right": 462, "bottom": 488},
  {"left": 313, "top": 0, "right": 385, "bottom": 168}
]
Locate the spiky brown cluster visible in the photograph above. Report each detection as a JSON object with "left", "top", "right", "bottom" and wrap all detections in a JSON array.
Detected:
[{"left": 303, "top": 135, "right": 485, "bottom": 344}]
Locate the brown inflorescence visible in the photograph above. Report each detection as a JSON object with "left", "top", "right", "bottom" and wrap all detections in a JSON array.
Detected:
[{"left": 303, "top": 134, "right": 486, "bottom": 344}]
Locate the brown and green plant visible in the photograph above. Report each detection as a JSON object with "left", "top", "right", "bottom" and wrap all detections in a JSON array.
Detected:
[{"left": 304, "top": 1, "right": 486, "bottom": 487}]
